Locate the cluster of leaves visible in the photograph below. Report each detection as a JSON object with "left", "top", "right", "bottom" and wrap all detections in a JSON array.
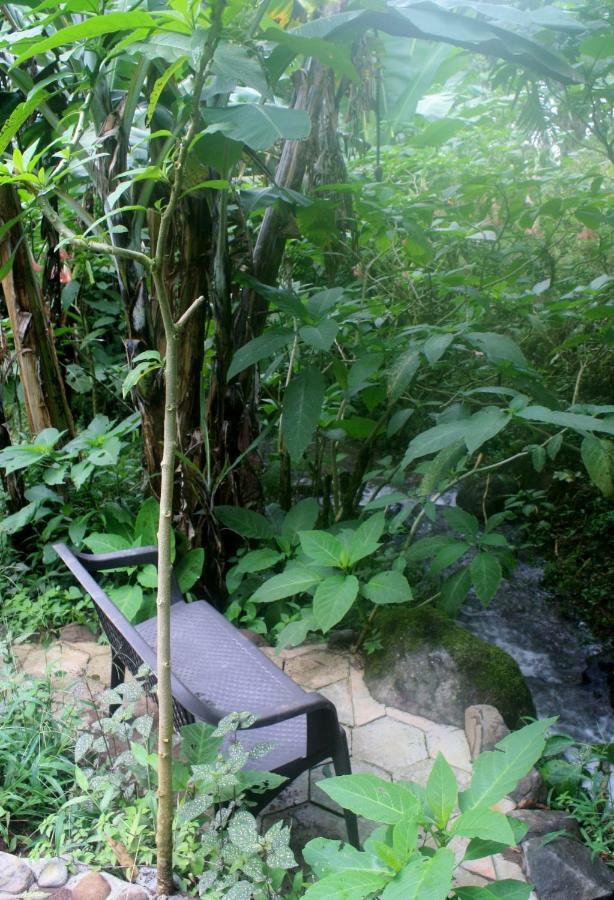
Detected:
[
  {"left": 36, "top": 672, "right": 301, "bottom": 898},
  {"left": 81, "top": 497, "right": 205, "bottom": 624},
  {"left": 218, "top": 501, "right": 412, "bottom": 648},
  {"left": 537, "top": 732, "right": 613, "bottom": 865},
  {"left": 407, "top": 507, "right": 515, "bottom": 615},
  {"left": 0, "top": 414, "right": 140, "bottom": 540},
  {"left": 0, "top": 582, "right": 92, "bottom": 638},
  {"left": 301, "top": 718, "right": 555, "bottom": 898},
  {"left": 513, "top": 482, "right": 614, "bottom": 646}
]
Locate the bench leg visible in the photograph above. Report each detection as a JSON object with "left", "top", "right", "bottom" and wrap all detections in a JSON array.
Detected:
[{"left": 332, "top": 728, "right": 360, "bottom": 849}]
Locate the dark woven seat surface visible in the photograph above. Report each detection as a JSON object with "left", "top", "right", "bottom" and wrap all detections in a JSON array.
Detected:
[{"left": 136, "top": 600, "right": 307, "bottom": 770}]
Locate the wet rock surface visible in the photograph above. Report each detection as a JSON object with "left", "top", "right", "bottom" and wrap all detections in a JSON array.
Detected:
[
  {"left": 364, "top": 606, "right": 535, "bottom": 729},
  {"left": 523, "top": 836, "right": 614, "bottom": 900}
]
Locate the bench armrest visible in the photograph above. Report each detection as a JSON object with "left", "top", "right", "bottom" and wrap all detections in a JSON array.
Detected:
[
  {"left": 66, "top": 545, "right": 160, "bottom": 570},
  {"left": 54, "top": 543, "right": 184, "bottom": 606}
]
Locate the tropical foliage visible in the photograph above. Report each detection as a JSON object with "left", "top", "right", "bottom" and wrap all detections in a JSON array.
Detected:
[{"left": 0, "top": 0, "right": 612, "bottom": 890}]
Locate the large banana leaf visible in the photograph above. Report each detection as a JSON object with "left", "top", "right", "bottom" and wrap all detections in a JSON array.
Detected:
[{"left": 270, "top": 1, "right": 579, "bottom": 85}]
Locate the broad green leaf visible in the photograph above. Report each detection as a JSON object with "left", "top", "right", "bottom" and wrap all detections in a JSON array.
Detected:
[
  {"left": 316, "top": 774, "right": 421, "bottom": 825},
  {"left": 389, "top": 350, "right": 420, "bottom": 400},
  {"left": 146, "top": 57, "right": 185, "bottom": 123},
  {"left": 313, "top": 575, "right": 359, "bottom": 633},
  {"left": 464, "top": 408, "right": 511, "bottom": 454},
  {"left": 460, "top": 719, "right": 556, "bottom": 813},
  {"left": 282, "top": 367, "right": 325, "bottom": 463},
  {"left": 302, "top": 869, "right": 389, "bottom": 900},
  {"left": 517, "top": 406, "right": 614, "bottom": 436},
  {"left": 276, "top": 613, "right": 316, "bottom": 650},
  {"left": 454, "top": 880, "right": 532, "bottom": 899},
  {"left": 387, "top": 408, "right": 414, "bottom": 438},
  {"left": 452, "top": 807, "right": 514, "bottom": 844},
  {"left": 423, "top": 333, "right": 455, "bottom": 365},
  {"left": 82, "top": 532, "right": 131, "bottom": 555},
  {"left": 303, "top": 838, "right": 386, "bottom": 878},
  {"left": 299, "top": 530, "right": 344, "bottom": 567},
  {"left": 306, "top": 287, "right": 344, "bottom": 319},
  {"left": 469, "top": 553, "right": 502, "bottom": 606},
  {"left": 430, "top": 541, "right": 471, "bottom": 576},
  {"left": 180, "top": 722, "right": 221, "bottom": 766},
  {"left": 108, "top": 584, "right": 144, "bottom": 622},
  {"left": 348, "top": 353, "right": 384, "bottom": 395},
  {"left": 418, "top": 440, "right": 465, "bottom": 498},
  {"left": 227, "top": 330, "right": 293, "bottom": 380},
  {"left": 285, "top": 6, "right": 576, "bottom": 85},
  {"left": 134, "top": 497, "right": 160, "bottom": 546},
  {"left": 426, "top": 753, "right": 458, "bottom": 829},
  {"left": 392, "top": 817, "right": 419, "bottom": 864},
  {"left": 175, "top": 548, "right": 204, "bottom": 593},
  {"left": 250, "top": 565, "right": 320, "bottom": 603},
  {"left": 137, "top": 564, "right": 158, "bottom": 589},
  {"left": 347, "top": 513, "right": 386, "bottom": 565},
  {"left": 211, "top": 41, "right": 268, "bottom": 94},
  {"left": 263, "top": 28, "right": 360, "bottom": 83},
  {"left": 406, "top": 535, "right": 454, "bottom": 562},
  {"left": 281, "top": 498, "right": 320, "bottom": 538},
  {"left": 202, "top": 104, "right": 311, "bottom": 151},
  {"left": 235, "top": 549, "right": 283, "bottom": 575},
  {"left": 14, "top": 12, "right": 159, "bottom": 65},
  {"left": 581, "top": 436, "right": 614, "bottom": 497},
  {"left": 439, "top": 568, "right": 472, "bottom": 616},
  {"left": 403, "top": 421, "right": 468, "bottom": 467},
  {"left": 363, "top": 570, "right": 412, "bottom": 605},
  {"left": 463, "top": 833, "right": 525, "bottom": 861},
  {"left": 443, "top": 507, "right": 479, "bottom": 538},
  {"left": 215, "top": 506, "right": 273, "bottom": 540},
  {"left": 299, "top": 320, "right": 339, "bottom": 351},
  {"left": 381, "top": 847, "right": 455, "bottom": 899},
  {"left": 466, "top": 332, "right": 527, "bottom": 368},
  {"left": 0, "top": 501, "right": 39, "bottom": 534}
]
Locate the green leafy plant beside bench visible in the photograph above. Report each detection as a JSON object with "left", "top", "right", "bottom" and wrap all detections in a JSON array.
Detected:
[{"left": 302, "top": 718, "right": 555, "bottom": 899}]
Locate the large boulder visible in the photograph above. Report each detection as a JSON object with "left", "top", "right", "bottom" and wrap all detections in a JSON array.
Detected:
[
  {"left": 364, "top": 607, "right": 535, "bottom": 729},
  {"left": 523, "top": 836, "right": 614, "bottom": 900}
]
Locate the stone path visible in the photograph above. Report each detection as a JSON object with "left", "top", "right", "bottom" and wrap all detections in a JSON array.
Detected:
[{"left": 14, "top": 636, "right": 533, "bottom": 895}]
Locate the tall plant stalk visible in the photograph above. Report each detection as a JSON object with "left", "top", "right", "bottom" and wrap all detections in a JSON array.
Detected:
[
  {"left": 150, "top": 9, "right": 224, "bottom": 891},
  {"left": 36, "top": 7, "right": 224, "bottom": 890}
]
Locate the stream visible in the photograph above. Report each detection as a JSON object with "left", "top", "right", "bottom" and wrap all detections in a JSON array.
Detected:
[
  {"left": 364, "top": 483, "right": 613, "bottom": 744},
  {"left": 458, "top": 559, "right": 613, "bottom": 744}
]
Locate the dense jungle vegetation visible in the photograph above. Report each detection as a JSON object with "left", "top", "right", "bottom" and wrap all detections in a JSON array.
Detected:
[{"left": 0, "top": 0, "right": 612, "bottom": 895}]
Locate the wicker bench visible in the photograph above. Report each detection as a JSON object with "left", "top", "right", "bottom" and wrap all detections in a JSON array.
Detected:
[{"left": 54, "top": 542, "right": 358, "bottom": 845}]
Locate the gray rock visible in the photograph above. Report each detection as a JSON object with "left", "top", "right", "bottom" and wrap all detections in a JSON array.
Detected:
[
  {"left": 465, "top": 703, "right": 510, "bottom": 759},
  {"left": 509, "top": 768, "right": 548, "bottom": 806},
  {"left": 523, "top": 836, "right": 614, "bottom": 899},
  {"left": 0, "top": 852, "right": 34, "bottom": 894},
  {"left": 510, "top": 807, "right": 581, "bottom": 841},
  {"left": 364, "top": 607, "right": 535, "bottom": 729},
  {"left": 37, "top": 858, "right": 69, "bottom": 889}
]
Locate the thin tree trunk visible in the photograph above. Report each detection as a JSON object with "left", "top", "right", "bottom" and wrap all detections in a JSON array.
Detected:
[{"left": 0, "top": 184, "right": 74, "bottom": 437}]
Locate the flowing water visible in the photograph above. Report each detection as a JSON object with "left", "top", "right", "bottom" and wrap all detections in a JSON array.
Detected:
[
  {"left": 362, "top": 482, "right": 613, "bottom": 743},
  {"left": 458, "top": 559, "right": 613, "bottom": 743}
]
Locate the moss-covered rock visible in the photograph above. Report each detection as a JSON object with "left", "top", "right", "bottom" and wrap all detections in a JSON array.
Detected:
[{"left": 364, "top": 606, "right": 535, "bottom": 729}]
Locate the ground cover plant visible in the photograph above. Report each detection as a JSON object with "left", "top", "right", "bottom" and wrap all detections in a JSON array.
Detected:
[{"left": 0, "top": 0, "right": 612, "bottom": 891}]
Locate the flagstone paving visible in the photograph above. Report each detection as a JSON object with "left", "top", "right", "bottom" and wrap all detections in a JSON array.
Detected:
[{"left": 14, "top": 637, "right": 535, "bottom": 895}]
